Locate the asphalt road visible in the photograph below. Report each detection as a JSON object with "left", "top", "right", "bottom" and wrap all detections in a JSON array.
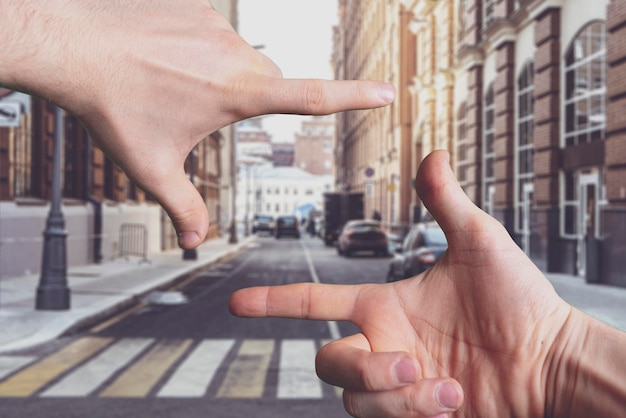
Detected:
[{"left": 0, "top": 232, "right": 391, "bottom": 418}]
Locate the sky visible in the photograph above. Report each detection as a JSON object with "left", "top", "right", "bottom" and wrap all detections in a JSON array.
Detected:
[{"left": 237, "top": 0, "right": 338, "bottom": 143}]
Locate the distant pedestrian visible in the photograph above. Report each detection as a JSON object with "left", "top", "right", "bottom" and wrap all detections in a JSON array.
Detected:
[{"left": 372, "top": 210, "right": 382, "bottom": 221}]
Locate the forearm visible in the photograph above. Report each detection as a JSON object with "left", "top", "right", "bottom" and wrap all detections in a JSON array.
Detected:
[{"left": 549, "top": 308, "right": 626, "bottom": 417}]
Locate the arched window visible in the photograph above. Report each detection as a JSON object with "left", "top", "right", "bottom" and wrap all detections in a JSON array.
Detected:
[
  {"left": 564, "top": 21, "right": 606, "bottom": 146},
  {"left": 515, "top": 61, "right": 535, "bottom": 248},
  {"left": 483, "top": 84, "right": 495, "bottom": 214}
]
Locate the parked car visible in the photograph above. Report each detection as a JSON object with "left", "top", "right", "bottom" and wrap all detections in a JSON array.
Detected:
[
  {"left": 275, "top": 215, "right": 301, "bottom": 239},
  {"left": 252, "top": 214, "right": 275, "bottom": 234},
  {"left": 386, "top": 222, "right": 448, "bottom": 282},
  {"left": 336, "top": 220, "right": 388, "bottom": 257}
]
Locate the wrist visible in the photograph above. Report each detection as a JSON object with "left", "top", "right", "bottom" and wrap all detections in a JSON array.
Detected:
[{"left": 545, "top": 308, "right": 626, "bottom": 417}]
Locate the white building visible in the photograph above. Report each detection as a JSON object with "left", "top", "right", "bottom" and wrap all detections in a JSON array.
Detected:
[{"left": 236, "top": 165, "right": 333, "bottom": 222}]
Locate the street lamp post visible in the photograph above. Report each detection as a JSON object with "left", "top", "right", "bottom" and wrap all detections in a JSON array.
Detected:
[
  {"left": 36, "top": 106, "right": 70, "bottom": 310},
  {"left": 244, "top": 162, "right": 251, "bottom": 237},
  {"left": 183, "top": 149, "right": 198, "bottom": 260},
  {"left": 228, "top": 44, "right": 264, "bottom": 245},
  {"left": 228, "top": 123, "right": 239, "bottom": 244}
]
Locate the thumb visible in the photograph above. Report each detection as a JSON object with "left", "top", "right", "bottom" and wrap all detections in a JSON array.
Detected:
[
  {"left": 415, "top": 150, "right": 487, "bottom": 235},
  {"left": 151, "top": 170, "right": 209, "bottom": 249}
]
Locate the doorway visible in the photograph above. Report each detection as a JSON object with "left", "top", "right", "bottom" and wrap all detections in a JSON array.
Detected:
[
  {"left": 521, "top": 183, "right": 534, "bottom": 256},
  {"left": 577, "top": 172, "right": 600, "bottom": 277}
]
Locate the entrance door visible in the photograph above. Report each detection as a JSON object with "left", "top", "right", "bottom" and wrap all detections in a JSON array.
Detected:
[
  {"left": 521, "top": 183, "right": 534, "bottom": 256},
  {"left": 577, "top": 172, "right": 600, "bottom": 277}
]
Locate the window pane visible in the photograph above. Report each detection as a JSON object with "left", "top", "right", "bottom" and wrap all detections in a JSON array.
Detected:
[{"left": 564, "top": 205, "right": 577, "bottom": 235}]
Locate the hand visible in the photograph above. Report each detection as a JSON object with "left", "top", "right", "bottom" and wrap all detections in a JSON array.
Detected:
[
  {"left": 1, "top": 1, "right": 395, "bottom": 248},
  {"left": 230, "top": 150, "right": 578, "bottom": 417}
]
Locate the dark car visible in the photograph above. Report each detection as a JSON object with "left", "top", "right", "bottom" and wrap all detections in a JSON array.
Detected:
[
  {"left": 336, "top": 220, "right": 388, "bottom": 257},
  {"left": 386, "top": 222, "right": 448, "bottom": 282},
  {"left": 252, "top": 214, "right": 274, "bottom": 234},
  {"left": 275, "top": 215, "right": 300, "bottom": 239}
]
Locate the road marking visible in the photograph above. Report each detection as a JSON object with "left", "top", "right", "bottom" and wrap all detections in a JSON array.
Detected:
[
  {"left": 40, "top": 338, "right": 154, "bottom": 397},
  {"left": 217, "top": 339, "right": 274, "bottom": 398},
  {"left": 0, "top": 337, "right": 112, "bottom": 397},
  {"left": 90, "top": 303, "right": 147, "bottom": 334},
  {"left": 0, "top": 356, "right": 36, "bottom": 381},
  {"left": 300, "top": 241, "right": 341, "bottom": 340},
  {"left": 100, "top": 339, "right": 192, "bottom": 398},
  {"left": 277, "top": 339, "right": 322, "bottom": 399},
  {"left": 157, "top": 339, "right": 235, "bottom": 398}
]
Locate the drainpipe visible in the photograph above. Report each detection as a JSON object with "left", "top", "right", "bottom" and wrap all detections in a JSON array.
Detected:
[{"left": 84, "top": 128, "right": 103, "bottom": 263}]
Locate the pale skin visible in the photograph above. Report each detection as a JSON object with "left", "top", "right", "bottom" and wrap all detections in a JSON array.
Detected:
[
  {"left": 230, "top": 150, "right": 626, "bottom": 418},
  {"left": 0, "top": 0, "right": 395, "bottom": 249}
]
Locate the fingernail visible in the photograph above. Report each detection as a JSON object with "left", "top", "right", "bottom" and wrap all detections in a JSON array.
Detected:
[
  {"left": 436, "top": 381, "right": 460, "bottom": 410},
  {"left": 379, "top": 83, "right": 396, "bottom": 104},
  {"left": 394, "top": 359, "right": 417, "bottom": 384},
  {"left": 178, "top": 231, "right": 200, "bottom": 248}
]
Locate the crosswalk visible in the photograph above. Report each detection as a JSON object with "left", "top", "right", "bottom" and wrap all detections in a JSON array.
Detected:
[{"left": 0, "top": 338, "right": 341, "bottom": 400}]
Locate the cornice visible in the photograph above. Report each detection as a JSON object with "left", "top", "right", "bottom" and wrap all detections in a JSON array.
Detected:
[
  {"left": 483, "top": 19, "right": 518, "bottom": 50},
  {"left": 527, "top": 0, "right": 563, "bottom": 20},
  {"left": 456, "top": 45, "right": 485, "bottom": 70}
]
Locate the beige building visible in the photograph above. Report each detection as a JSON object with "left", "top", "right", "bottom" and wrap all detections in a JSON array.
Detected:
[{"left": 334, "top": 0, "right": 410, "bottom": 230}]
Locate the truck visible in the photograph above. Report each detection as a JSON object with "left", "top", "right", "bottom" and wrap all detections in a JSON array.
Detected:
[{"left": 321, "top": 192, "right": 364, "bottom": 246}]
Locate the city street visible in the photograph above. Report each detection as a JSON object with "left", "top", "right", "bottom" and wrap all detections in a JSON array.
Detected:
[
  {"left": 1, "top": 231, "right": 625, "bottom": 418},
  {"left": 0, "top": 233, "right": 389, "bottom": 418}
]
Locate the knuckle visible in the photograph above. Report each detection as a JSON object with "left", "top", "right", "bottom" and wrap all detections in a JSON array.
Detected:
[{"left": 302, "top": 81, "right": 326, "bottom": 114}]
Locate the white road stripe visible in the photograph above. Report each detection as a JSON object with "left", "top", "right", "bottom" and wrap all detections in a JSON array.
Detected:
[
  {"left": 277, "top": 339, "right": 322, "bottom": 399},
  {"left": 0, "top": 356, "right": 36, "bottom": 381},
  {"left": 157, "top": 339, "right": 234, "bottom": 398},
  {"left": 39, "top": 338, "right": 153, "bottom": 397},
  {"left": 300, "top": 242, "right": 341, "bottom": 340}
]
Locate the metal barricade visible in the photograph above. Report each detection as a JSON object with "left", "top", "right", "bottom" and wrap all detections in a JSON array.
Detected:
[{"left": 118, "top": 223, "right": 150, "bottom": 264}]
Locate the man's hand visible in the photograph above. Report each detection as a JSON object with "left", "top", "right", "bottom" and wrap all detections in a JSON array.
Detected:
[
  {"left": 1, "top": 0, "right": 395, "bottom": 248},
  {"left": 230, "top": 150, "right": 578, "bottom": 417}
]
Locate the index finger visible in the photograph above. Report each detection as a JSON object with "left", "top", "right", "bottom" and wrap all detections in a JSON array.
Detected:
[
  {"left": 244, "top": 76, "right": 396, "bottom": 116},
  {"left": 229, "top": 282, "right": 363, "bottom": 321}
]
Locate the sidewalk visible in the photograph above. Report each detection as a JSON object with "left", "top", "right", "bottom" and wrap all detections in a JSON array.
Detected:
[
  {"left": 545, "top": 272, "right": 626, "bottom": 331},
  {"left": 0, "top": 236, "right": 256, "bottom": 354}
]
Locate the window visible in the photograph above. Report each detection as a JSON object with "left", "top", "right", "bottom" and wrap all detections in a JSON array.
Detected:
[
  {"left": 458, "top": 0, "right": 467, "bottom": 44},
  {"left": 456, "top": 102, "right": 469, "bottom": 191},
  {"left": 564, "top": 21, "right": 606, "bottom": 147},
  {"left": 483, "top": 84, "right": 495, "bottom": 213},
  {"left": 11, "top": 119, "right": 32, "bottom": 198},
  {"left": 515, "top": 62, "right": 535, "bottom": 233},
  {"left": 483, "top": 0, "right": 495, "bottom": 29}
]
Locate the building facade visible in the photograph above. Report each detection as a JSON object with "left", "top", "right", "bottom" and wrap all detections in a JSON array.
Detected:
[{"left": 333, "top": 0, "right": 626, "bottom": 286}]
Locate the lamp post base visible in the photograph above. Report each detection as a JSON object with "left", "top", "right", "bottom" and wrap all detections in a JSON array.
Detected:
[
  {"left": 182, "top": 249, "right": 198, "bottom": 260},
  {"left": 36, "top": 286, "right": 70, "bottom": 311}
]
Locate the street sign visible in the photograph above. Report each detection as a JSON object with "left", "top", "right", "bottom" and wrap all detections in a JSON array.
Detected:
[
  {"left": 0, "top": 102, "right": 20, "bottom": 127},
  {"left": 365, "top": 167, "right": 375, "bottom": 178}
]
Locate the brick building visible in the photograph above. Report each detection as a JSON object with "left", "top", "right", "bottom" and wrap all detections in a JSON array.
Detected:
[
  {"left": 334, "top": 0, "right": 626, "bottom": 286},
  {"left": 294, "top": 116, "right": 335, "bottom": 176}
]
